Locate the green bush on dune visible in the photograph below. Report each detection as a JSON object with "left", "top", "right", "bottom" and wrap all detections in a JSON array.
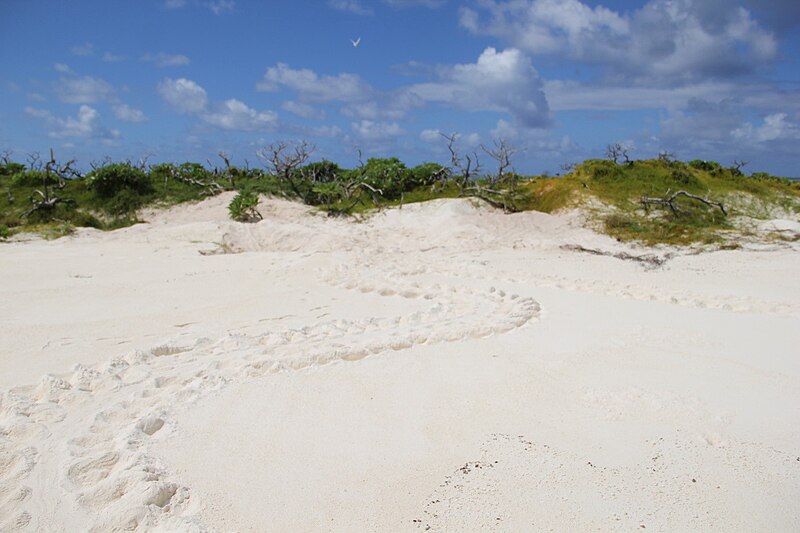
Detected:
[
  {"left": 0, "top": 144, "right": 798, "bottom": 246},
  {"left": 228, "top": 190, "right": 262, "bottom": 223}
]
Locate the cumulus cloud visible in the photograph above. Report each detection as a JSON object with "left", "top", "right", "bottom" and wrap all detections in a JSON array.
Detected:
[
  {"left": 113, "top": 104, "right": 147, "bottom": 123},
  {"left": 258, "top": 49, "right": 549, "bottom": 127},
  {"left": 157, "top": 78, "right": 209, "bottom": 113},
  {"left": 54, "top": 63, "right": 73, "bottom": 74},
  {"left": 202, "top": 99, "right": 278, "bottom": 131},
  {"left": 460, "top": 0, "right": 776, "bottom": 82},
  {"left": 158, "top": 78, "right": 278, "bottom": 131},
  {"left": 420, "top": 128, "right": 443, "bottom": 143},
  {"left": 341, "top": 91, "right": 422, "bottom": 120},
  {"left": 142, "top": 52, "right": 190, "bottom": 67},
  {"left": 733, "top": 113, "right": 800, "bottom": 143},
  {"left": 543, "top": 79, "right": 735, "bottom": 112},
  {"left": 420, "top": 128, "right": 480, "bottom": 146},
  {"left": 351, "top": 120, "right": 404, "bottom": 140},
  {"left": 25, "top": 105, "right": 120, "bottom": 141},
  {"left": 407, "top": 47, "right": 551, "bottom": 128},
  {"left": 56, "top": 75, "right": 115, "bottom": 104},
  {"left": 656, "top": 98, "right": 800, "bottom": 161},
  {"left": 281, "top": 101, "right": 325, "bottom": 119},
  {"left": 488, "top": 120, "right": 576, "bottom": 158},
  {"left": 258, "top": 63, "right": 372, "bottom": 103}
]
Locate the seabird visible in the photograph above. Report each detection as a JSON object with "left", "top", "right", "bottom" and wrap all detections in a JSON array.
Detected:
[{"left": 351, "top": 37, "right": 361, "bottom": 48}]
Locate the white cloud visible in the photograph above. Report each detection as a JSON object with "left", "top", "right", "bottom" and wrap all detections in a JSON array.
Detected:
[
  {"left": 328, "top": 0, "right": 373, "bottom": 15},
  {"left": 543, "top": 79, "right": 735, "bottom": 112},
  {"left": 281, "top": 100, "right": 325, "bottom": 119},
  {"left": 142, "top": 52, "right": 190, "bottom": 67},
  {"left": 202, "top": 99, "right": 278, "bottom": 131},
  {"left": 54, "top": 63, "right": 72, "bottom": 74},
  {"left": 352, "top": 120, "right": 404, "bottom": 140},
  {"left": 25, "top": 105, "right": 120, "bottom": 140},
  {"left": 420, "top": 129, "right": 480, "bottom": 146},
  {"left": 158, "top": 78, "right": 278, "bottom": 131},
  {"left": 113, "top": 104, "right": 147, "bottom": 123},
  {"left": 340, "top": 96, "right": 418, "bottom": 120},
  {"left": 407, "top": 47, "right": 551, "bottom": 128},
  {"left": 460, "top": 0, "right": 776, "bottom": 82},
  {"left": 206, "top": 0, "right": 235, "bottom": 14},
  {"left": 157, "top": 78, "right": 208, "bottom": 113},
  {"left": 258, "top": 63, "right": 371, "bottom": 103},
  {"left": 420, "top": 128, "right": 443, "bottom": 143},
  {"left": 56, "top": 75, "right": 115, "bottom": 104},
  {"left": 489, "top": 120, "right": 576, "bottom": 157},
  {"left": 733, "top": 113, "right": 800, "bottom": 143},
  {"left": 70, "top": 42, "right": 95, "bottom": 56}
]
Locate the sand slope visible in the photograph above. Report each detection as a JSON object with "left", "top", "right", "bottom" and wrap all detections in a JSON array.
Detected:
[{"left": 0, "top": 195, "right": 798, "bottom": 532}]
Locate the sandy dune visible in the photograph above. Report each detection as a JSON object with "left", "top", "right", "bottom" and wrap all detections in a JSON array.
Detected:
[{"left": 0, "top": 194, "right": 798, "bottom": 532}]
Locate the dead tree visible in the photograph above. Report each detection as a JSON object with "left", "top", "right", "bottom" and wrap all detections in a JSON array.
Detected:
[
  {"left": 640, "top": 189, "right": 727, "bottom": 217},
  {"left": 481, "top": 138, "right": 520, "bottom": 188},
  {"left": 27, "top": 152, "right": 42, "bottom": 171},
  {"left": 257, "top": 140, "right": 315, "bottom": 201},
  {"left": 137, "top": 153, "right": 152, "bottom": 172},
  {"left": 344, "top": 146, "right": 383, "bottom": 209},
  {"left": 218, "top": 151, "right": 235, "bottom": 188},
  {"left": 731, "top": 160, "right": 748, "bottom": 176},
  {"left": 24, "top": 148, "right": 77, "bottom": 218},
  {"left": 167, "top": 165, "right": 223, "bottom": 195},
  {"left": 441, "top": 133, "right": 479, "bottom": 194},
  {"left": 657, "top": 150, "right": 677, "bottom": 164},
  {"left": 606, "top": 143, "right": 631, "bottom": 165}
]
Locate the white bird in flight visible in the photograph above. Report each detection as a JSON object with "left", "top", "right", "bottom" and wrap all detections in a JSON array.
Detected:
[{"left": 351, "top": 37, "right": 361, "bottom": 48}]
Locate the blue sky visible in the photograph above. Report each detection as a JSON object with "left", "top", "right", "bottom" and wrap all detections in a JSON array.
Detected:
[{"left": 1, "top": 0, "right": 799, "bottom": 175}]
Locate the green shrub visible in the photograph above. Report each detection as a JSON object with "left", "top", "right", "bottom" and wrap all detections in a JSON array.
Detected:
[
  {"left": 87, "top": 162, "right": 152, "bottom": 198},
  {"left": 106, "top": 189, "right": 145, "bottom": 215},
  {"left": 12, "top": 170, "right": 53, "bottom": 187},
  {"left": 362, "top": 158, "right": 412, "bottom": 200},
  {"left": 410, "top": 162, "right": 449, "bottom": 187},
  {"left": 311, "top": 181, "right": 345, "bottom": 205},
  {"left": 689, "top": 160, "right": 722, "bottom": 173},
  {"left": 228, "top": 191, "right": 261, "bottom": 222},
  {"left": 0, "top": 225, "right": 9, "bottom": 239},
  {"left": 670, "top": 168, "right": 700, "bottom": 187},
  {"left": 69, "top": 211, "right": 104, "bottom": 229},
  {"left": 0, "top": 162, "right": 25, "bottom": 177},
  {"left": 584, "top": 160, "right": 624, "bottom": 180}
]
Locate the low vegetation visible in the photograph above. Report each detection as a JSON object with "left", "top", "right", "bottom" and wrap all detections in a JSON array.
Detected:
[{"left": 1, "top": 142, "right": 798, "bottom": 247}]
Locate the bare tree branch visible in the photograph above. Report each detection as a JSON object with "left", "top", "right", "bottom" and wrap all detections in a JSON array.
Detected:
[{"left": 641, "top": 189, "right": 727, "bottom": 216}]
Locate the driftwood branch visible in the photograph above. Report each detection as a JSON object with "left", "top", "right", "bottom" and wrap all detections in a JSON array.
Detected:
[
  {"left": 464, "top": 185, "right": 519, "bottom": 213},
  {"left": 641, "top": 190, "right": 726, "bottom": 216},
  {"left": 560, "top": 244, "right": 672, "bottom": 270}
]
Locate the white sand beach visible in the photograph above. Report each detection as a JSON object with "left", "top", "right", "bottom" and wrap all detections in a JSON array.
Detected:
[{"left": 1, "top": 194, "right": 798, "bottom": 532}]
